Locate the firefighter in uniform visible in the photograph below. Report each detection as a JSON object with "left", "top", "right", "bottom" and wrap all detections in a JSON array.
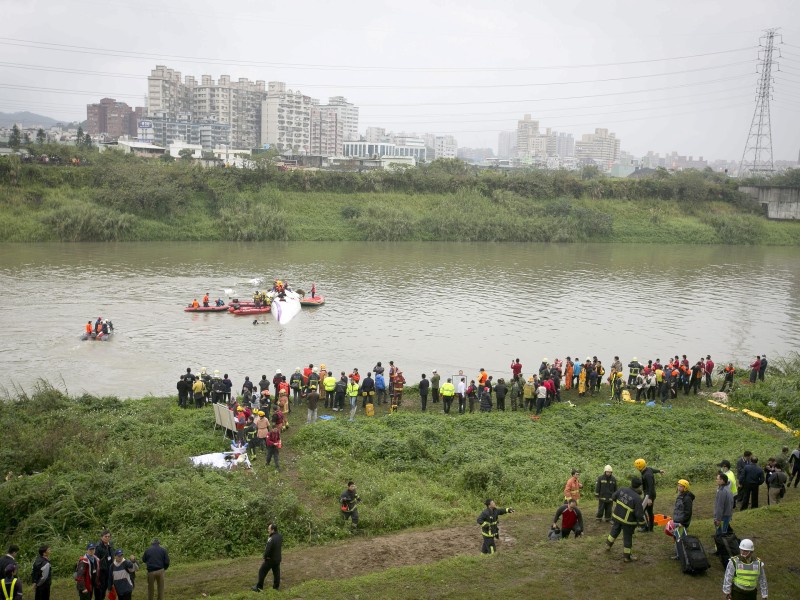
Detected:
[
  {"left": 605, "top": 476, "right": 646, "bottom": 562},
  {"left": 722, "top": 538, "right": 768, "bottom": 599},
  {"left": 477, "top": 499, "right": 514, "bottom": 554}
]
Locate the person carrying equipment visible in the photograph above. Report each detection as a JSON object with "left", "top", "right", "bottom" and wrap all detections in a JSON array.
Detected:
[
  {"left": 722, "top": 539, "right": 768, "bottom": 599},
  {"left": 340, "top": 481, "right": 361, "bottom": 528},
  {"left": 605, "top": 476, "right": 647, "bottom": 562},
  {"left": 477, "top": 499, "right": 514, "bottom": 554}
]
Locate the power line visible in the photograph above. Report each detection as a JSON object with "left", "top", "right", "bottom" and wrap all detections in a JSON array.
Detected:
[
  {"left": 0, "top": 58, "right": 754, "bottom": 90},
  {"left": 0, "top": 37, "right": 757, "bottom": 73},
  {"left": 357, "top": 75, "right": 754, "bottom": 106}
]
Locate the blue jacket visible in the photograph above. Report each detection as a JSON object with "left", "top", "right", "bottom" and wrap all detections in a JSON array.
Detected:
[
  {"left": 375, "top": 373, "right": 386, "bottom": 390},
  {"left": 573, "top": 363, "right": 582, "bottom": 376}
]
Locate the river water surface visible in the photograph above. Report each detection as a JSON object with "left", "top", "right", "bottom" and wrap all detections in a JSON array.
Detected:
[{"left": 1, "top": 242, "right": 798, "bottom": 397}]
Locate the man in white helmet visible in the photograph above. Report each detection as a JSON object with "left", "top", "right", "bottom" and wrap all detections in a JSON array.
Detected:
[{"left": 722, "top": 538, "right": 768, "bottom": 599}]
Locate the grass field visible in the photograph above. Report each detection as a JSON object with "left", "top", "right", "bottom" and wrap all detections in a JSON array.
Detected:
[{"left": 2, "top": 381, "right": 798, "bottom": 598}]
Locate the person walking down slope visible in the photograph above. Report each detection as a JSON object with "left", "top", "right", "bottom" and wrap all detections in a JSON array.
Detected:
[
  {"left": 722, "top": 538, "right": 768, "bottom": 600},
  {"left": 595, "top": 465, "right": 618, "bottom": 523},
  {"left": 340, "top": 481, "right": 361, "bottom": 529},
  {"left": 605, "top": 477, "right": 647, "bottom": 563},
  {"left": 477, "top": 499, "right": 514, "bottom": 554}
]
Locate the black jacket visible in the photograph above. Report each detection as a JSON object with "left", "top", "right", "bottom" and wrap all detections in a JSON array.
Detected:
[
  {"left": 672, "top": 491, "right": 695, "bottom": 527},
  {"left": 142, "top": 543, "right": 170, "bottom": 572},
  {"left": 494, "top": 382, "right": 508, "bottom": 400},
  {"left": 360, "top": 376, "right": 375, "bottom": 393},
  {"left": 263, "top": 533, "right": 283, "bottom": 563},
  {"left": 742, "top": 463, "right": 766, "bottom": 485},
  {"left": 418, "top": 378, "right": 430, "bottom": 395},
  {"left": 611, "top": 487, "right": 645, "bottom": 526},
  {"left": 31, "top": 556, "right": 51, "bottom": 588},
  {"left": 95, "top": 541, "right": 115, "bottom": 589},
  {"left": 641, "top": 467, "right": 658, "bottom": 500},
  {"left": 595, "top": 473, "right": 618, "bottom": 501},
  {"left": 477, "top": 507, "right": 510, "bottom": 537}
]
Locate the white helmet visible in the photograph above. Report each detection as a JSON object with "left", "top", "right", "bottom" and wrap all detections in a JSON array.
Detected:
[{"left": 739, "top": 539, "right": 754, "bottom": 552}]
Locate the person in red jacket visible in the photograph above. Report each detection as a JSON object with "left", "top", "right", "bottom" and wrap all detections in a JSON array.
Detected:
[
  {"left": 76, "top": 544, "right": 100, "bottom": 600},
  {"left": 552, "top": 499, "right": 584, "bottom": 538},
  {"left": 749, "top": 356, "right": 761, "bottom": 384},
  {"left": 266, "top": 421, "right": 281, "bottom": 471}
]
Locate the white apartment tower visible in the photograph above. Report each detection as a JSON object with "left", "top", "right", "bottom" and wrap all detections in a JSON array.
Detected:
[
  {"left": 433, "top": 135, "right": 458, "bottom": 159},
  {"left": 575, "top": 128, "right": 621, "bottom": 170},
  {"left": 326, "top": 96, "right": 359, "bottom": 141},
  {"left": 517, "top": 115, "right": 544, "bottom": 160},
  {"left": 261, "top": 81, "right": 313, "bottom": 154}
]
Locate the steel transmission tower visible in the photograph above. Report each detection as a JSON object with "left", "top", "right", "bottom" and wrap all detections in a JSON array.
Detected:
[{"left": 739, "top": 28, "right": 780, "bottom": 177}]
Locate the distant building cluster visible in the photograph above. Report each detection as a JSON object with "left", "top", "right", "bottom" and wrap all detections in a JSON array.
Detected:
[{"left": 0, "top": 63, "right": 792, "bottom": 176}]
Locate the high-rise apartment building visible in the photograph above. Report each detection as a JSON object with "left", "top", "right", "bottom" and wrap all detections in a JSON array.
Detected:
[
  {"left": 516, "top": 114, "right": 541, "bottom": 160},
  {"left": 147, "top": 65, "right": 265, "bottom": 149},
  {"left": 261, "top": 81, "right": 313, "bottom": 154},
  {"left": 326, "top": 96, "right": 359, "bottom": 141},
  {"left": 575, "top": 128, "right": 621, "bottom": 170},
  {"left": 433, "top": 135, "right": 458, "bottom": 159},
  {"left": 310, "top": 103, "right": 343, "bottom": 156},
  {"left": 86, "top": 98, "right": 143, "bottom": 138},
  {"left": 544, "top": 129, "right": 574, "bottom": 158}
]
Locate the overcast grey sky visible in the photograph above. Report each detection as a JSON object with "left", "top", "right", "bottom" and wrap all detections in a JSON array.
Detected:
[{"left": 2, "top": 0, "right": 799, "bottom": 161}]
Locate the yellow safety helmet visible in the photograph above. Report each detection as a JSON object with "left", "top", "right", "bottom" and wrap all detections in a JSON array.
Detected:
[
  {"left": 677, "top": 479, "right": 690, "bottom": 490},
  {"left": 634, "top": 458, "right": 646, "bottom": 471}
]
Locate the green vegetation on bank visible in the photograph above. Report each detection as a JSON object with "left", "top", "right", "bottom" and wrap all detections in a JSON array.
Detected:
[
  {"left": 1, "top": 378, "right": 794, "bottom": 587},
  {"left": 2, "top": 149, "right": 800, "bottom": 244}
]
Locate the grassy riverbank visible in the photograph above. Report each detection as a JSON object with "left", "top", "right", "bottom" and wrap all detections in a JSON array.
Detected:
[
  {"left": 1, "top": 379, "right": 796, "bottom": 593},
  {"left": 2, "top": 152, "right": 799, "bottom": 244}
]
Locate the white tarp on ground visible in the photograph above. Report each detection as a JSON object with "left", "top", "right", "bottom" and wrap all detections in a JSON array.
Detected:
[{"left": 190, "top": 445, "right": 252, "bottom": 470}]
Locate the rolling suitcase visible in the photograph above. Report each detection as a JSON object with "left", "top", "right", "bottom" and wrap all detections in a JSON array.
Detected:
[
  {"left": 675, "top": 528, "right": 710, "bottom": 574},
  {"left": 713, "top": 530, "right": 740, "bottom": 569}
]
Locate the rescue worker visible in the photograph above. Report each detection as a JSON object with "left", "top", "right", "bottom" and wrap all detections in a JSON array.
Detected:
[
  {"left": 720, "top": 363, "right": 736, "bottom": 393},
  {"left": 323, "top": 370, "right": 337, "bottom": 409},
  {"left": 635, "top": 458, "right": 665, "bottom": 532},
  {"left": 340, "top": 481, "right": 361, "bottom": 529},
  {"left": 552, "top": 499, "right": 584, "bottom": 538},
  {"left": 440, "top": 378, "right": 455, "bottom": 414},
  {"left": 202, "top": 293, "right": 209, "bottom": 307},
  {"left": 1, "top": 563, "right": 22, "bottom": 600},
  {"left": 477, "top": 499, "right": 514, "bottom": 554},
  {"left": 627, "top": 357, "right": 642, "bottom": 386},
  {"left": 722, "top": 539, "right": 768, "bottom": 599},
  {"left": 290, "top": 368, "right": 304, "bottom": 406},
  {"left": 595, "top": 465, "right": 618, "bottom": 522},
  {"left": 85, "top": 321, "right": 93, "bottom": 337},
  {"left": 191, "top": 299, "right": 199, "bottom": 308},
  {"left": 564, "top": 469, "right": 583, "bottom": 503},
  {"left": 605, "top": 476, "right": 646, "bottom": 562},
  {"left": 612, "top": 371, "right": 624, "bottom": 403}
]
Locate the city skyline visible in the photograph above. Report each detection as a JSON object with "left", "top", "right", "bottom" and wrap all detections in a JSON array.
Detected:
[{"left": 1, "top": 0, "right": 799, "bottom": 161}]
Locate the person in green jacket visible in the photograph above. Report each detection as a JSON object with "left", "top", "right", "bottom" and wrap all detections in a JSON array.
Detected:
[
  {"left": 430, "top": 370, "right": 441, "bottom": 404},
  {"left": 347, "top": 377, "right": 360, "bottom": 421}
]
